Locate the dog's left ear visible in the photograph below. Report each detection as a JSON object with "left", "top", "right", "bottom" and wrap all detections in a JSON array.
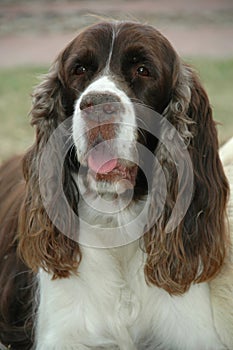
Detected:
[{"left": 145, "top": 62, "right": 230, "bottom": 295}]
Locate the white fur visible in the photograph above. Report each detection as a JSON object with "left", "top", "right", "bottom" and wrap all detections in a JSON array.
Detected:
[
  {"left": 35, "top": 188, "right": 226, "bottom": 349},
  {"left": 76, "top": 189, "right": 150, "bottom": 248},
  {"left": 72, "top": 75, "right": 138, "bottom": 195},
  {"left": 73, "top": 76, "right": 137, "bottom": 165},
  {"left": 36, "top": 243, "right": 225, "bottom": 349}
]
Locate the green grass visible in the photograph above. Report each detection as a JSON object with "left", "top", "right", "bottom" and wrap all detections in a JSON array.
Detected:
[
  {"left": 0, "top": 59, "right": 232, "bottom": 162},
  {"left": 0, "top": 67, "right": 47, "bottom": 161},
  {"left": 186, "top": 57, "right": 233, "bottom": 144}
]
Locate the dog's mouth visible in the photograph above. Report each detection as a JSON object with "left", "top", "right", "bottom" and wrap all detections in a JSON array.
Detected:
[{"left": 86, "top": 142, "right": 138, "bottom": 193}]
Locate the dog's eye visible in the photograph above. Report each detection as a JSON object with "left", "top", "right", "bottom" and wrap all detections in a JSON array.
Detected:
[
  {"left": 74, "top": 64, "right": 87, "bottom": 76},
  {"left": 137, "top": 66, "right": 150, "bottom": 77}
]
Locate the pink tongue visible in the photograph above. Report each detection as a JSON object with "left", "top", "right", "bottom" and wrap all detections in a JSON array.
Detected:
[{"left": 88, "top": 144, "right": 118, "bottom": 174}]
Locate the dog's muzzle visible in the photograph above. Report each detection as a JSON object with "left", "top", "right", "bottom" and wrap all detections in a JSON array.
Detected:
[{"left": 73, "top": 78, "right": 138, "bottom": 194}]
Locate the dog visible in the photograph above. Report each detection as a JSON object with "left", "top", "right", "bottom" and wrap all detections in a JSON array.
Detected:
[{"left": 0, "top": 21, "right": 232, "bottom": 350}]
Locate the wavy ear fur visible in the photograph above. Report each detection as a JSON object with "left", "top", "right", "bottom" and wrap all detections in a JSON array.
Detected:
[
  {"left": 18, "top": 48, "right": 81, "bottom": 278},
  {"left": 145, "top": 62, "right": 230, "bottom": 295}
]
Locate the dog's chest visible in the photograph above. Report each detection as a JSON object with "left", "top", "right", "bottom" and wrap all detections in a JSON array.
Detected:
[
  {"left": 80, "top": 243, "right": 144, "bottom": 321},
  {"left": 75, "top": 246, "right": 224, "bottom": 349},
  {"left": 77, "top": 245, "right": 150, "bottom": 348},
  {"left": 38, "top": 246, "right": 225, "bottom": 350}
]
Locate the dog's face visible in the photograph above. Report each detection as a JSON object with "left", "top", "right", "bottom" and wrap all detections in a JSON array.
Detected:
[
  {"left": 20, "top": 20, "right": 229, "bottom": 293},
  {"left": 60, "top": 22, "right": 177, "bottom": 195}
]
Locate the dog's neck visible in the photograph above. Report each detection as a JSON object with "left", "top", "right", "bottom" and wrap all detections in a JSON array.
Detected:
[{"left": 74, "top": 172, "right": 149, "bottom": 251}]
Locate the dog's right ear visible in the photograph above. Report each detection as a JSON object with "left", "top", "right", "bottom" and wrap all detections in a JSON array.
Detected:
[
  {"left": 18, "top": 41, "right": 82, "bottom": 278},
  {"left": 30, "top": 41, "right": 77, "bottom": 139}
]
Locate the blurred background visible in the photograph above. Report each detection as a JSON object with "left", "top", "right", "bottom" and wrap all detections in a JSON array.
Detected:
[{"left": 0, "top": 0, "right": 233, "bottom": 161}]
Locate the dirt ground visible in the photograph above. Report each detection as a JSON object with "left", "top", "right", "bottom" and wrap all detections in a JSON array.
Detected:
[{"left": 1, "top": 0, "right": 233, "bottom": 67}]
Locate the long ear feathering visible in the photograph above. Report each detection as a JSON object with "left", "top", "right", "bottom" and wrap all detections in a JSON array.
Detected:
[
  {"left": 18, "top": 45, "right": 82, "bottom": 278},
  {"left": 144, "top": 59, "right": 230, "bottom": 295}
]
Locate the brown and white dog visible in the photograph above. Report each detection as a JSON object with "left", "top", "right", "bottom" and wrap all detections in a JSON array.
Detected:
[{"left": 0, "top": 21, "right": 232, "bottom": 350}]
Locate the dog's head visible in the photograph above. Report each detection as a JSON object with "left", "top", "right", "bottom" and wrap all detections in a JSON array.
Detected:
[
  {"left": 52, "top": 21, "right": 181, "bottom": 196},
  {"left": 19, "top": 21, "right": 229, "bottom": 294}
]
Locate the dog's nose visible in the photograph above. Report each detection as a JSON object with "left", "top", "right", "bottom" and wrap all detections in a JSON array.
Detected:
[{"left": 80, "top": 93, "right": 121, "bottom": 120}]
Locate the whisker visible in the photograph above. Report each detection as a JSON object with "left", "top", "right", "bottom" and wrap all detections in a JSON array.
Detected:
[
  {"left": 137, "top": 128, "right": 147, "bottom": 144},
  {"left": 71, "top": 86, "right": 82, "bottom": 95},
  {"left": 136, "top": 116, "right": 151, "bottom": 132},
  {"left": 65, "top": 133, "right": 74, "bottom": 147}
]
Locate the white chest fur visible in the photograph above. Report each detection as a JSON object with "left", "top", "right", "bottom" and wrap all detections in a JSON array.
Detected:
[{"left": 35, "top": 243, "right": 225, "bottom": 350}]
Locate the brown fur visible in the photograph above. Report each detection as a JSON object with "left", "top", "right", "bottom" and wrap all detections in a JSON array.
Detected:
[
  {"left": 0, "top": 21, "right": 230, "bottom": 347},
  {"left": 144, "top": 67, "right": 229, "bottom": 294},
  {"left": 0, "top": 157, "right": 34, "bottom": 348}
]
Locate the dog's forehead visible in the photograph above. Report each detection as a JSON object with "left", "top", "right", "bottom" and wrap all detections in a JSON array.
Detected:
[
  {"left": 73, "top": 21, "right": 161, "bottom": 54},
  {"left": 63, "top": 21, "right": 176, "bottom": 81},
  {"left": 75, "top": 23, "right": 114, "bottom": 49}
]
